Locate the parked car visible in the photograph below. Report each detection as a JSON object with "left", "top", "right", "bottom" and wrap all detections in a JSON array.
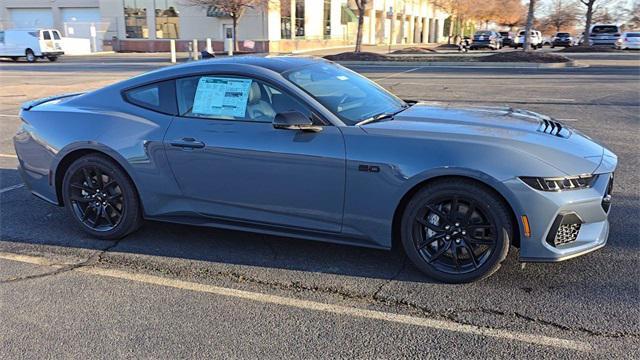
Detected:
[
  {"left": 13, "top": 57, "right": 617, "bottom": 283},
  {"left": 0, "top": 28, "right": 64, "bottom": 62},
  {"left": 615, "top": 31, "right": 640, "bottom": 50},
  {"left": 589, "top": 24, "right": 621, "bottom": 46},
  {"left": 552, "top": 32, "right": 574, "bottom": 48},
  {"left": 513, "top": 30, "right": 542, "bottom": 49},
  {"left": 499, "top": 31, "right": 514, "bottom": 47},
  {"left": 542, "top": 36, "right": 553, "bottom": 47},
  {"left": 470, "top": 30, "right": 503, "bottom": 50}
]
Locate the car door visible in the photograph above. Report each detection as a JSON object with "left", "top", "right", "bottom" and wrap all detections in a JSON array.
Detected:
[{"left": 163, "top": 74, "right": 346, "bottom": 233}]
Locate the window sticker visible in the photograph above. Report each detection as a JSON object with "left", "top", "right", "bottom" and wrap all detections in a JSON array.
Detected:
[{"left": 192, "top": 77, "right": 252, "bottom": 118}]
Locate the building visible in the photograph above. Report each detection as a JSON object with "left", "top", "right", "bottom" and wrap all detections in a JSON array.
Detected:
[{"left": 0, "top": 0, "right": 449, "bottom": 53}]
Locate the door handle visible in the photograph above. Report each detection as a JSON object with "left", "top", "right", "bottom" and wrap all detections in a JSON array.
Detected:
[{"left": 170, "top": 138, "right": 205, "bottom": 149}]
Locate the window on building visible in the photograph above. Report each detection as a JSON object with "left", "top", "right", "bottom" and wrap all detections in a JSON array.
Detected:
[
  {"left": 123, "top": 0, "right": 148, "bottom": 39},
  {"left": 323, "top": 0, "right": 331, "bottom": 38},
  {"left": 155, "top": 0, "right": 179, "bottom": 39},
  {"left": 281, "top": 0, "right": 292, "bottom": 39},
  {"left": 295, "top": 0, "right": 304, "bottom": 37}
]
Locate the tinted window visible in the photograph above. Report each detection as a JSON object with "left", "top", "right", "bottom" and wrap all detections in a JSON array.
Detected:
[
  {"left": 52, "top": 31, "right": 61, "bottom": 40},
  {"left": 124, "top": 80, "right": 177, "bottom": 115},
  {"left": 0, "top": 31, "right": 4, "bottom": 44},
  {"left": 176, "top": 76, "right": 311, "bottom": 123},
  {"left": 556, "top": 33, "right": 570, "bottom": 36},
  {"left": 627, "top": 33, "right": 640, "bottom": 37},
  {"left": 42, "top": 31, "right": 51, "bottom": 40},
  {"left": 475, "top": 31, "right": 492, "bottom": 36},
  {"left": 592, "top": 26, "right": 618, "bottom": 34}
]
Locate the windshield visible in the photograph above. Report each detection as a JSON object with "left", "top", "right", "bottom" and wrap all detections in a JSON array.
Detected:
[
  {"left": 475, "top": 31, "right": 492, "bottom": 36},
  {"left": 285, "top": 62, "right": 406, "bottom": 125},
  {"left": 556, "top": 33, "right": 570, "bottom": 37}
]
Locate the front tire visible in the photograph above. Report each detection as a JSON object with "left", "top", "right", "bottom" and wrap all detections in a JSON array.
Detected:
[
  {"left": 62, "top": 154, "right": 142, "bottom": 240},
  {"left": 25, "top": 49, "right": 36, "bottom": 63},
  {"left": 400, "top": 179, "right": 512, "bottom": 283}
]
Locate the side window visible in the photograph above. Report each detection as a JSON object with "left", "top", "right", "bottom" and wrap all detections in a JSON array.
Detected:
[
  {"left": 42, "top": 31, "right": 51, "bottom": 40},
  {"left": 176, "top": 76, "right": 311, "bottom": 123},
  {"left": 52, "top": 31, "right": 61, "bottom": 40},
  {"left": 0, "top": 31, "right": 4, "bottom": 44},
  {"left": 124, "top": 80, "right": 177, "bottom": 115}
]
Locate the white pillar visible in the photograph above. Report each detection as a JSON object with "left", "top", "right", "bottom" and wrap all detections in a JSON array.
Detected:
[
  {"left": 422, "top": 17, "right": 429, "bottom": 43},
  {"left": 368, "top": 10, "right": 377, "bottom": 45},
  {"left": 408, "top": 15, "right": 415, "bottom": 44}
]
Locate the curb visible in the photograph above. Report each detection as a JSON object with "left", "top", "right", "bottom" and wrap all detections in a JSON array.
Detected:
[{"left": 334, "top": 60, "right": 587, "bottom": 68}]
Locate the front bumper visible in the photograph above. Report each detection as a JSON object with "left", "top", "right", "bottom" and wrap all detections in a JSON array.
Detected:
[
  {"left": 552, "top": 40, "right": 572, "bottom": 46},
  {"left": 503, "top": 172, "right": 614, "bottom": 262},
  {"left": 42, "top": 51, "right": 64, "bottom": 56}
]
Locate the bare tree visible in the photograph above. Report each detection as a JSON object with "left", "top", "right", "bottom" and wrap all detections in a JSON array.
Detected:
[
  {"left": 184, "top": 0, "right": 269, "bottom": 51},
  {"left": 627, "top": 1, "right": 640, "bottom": 28},
  {"left": 523, "top": 0, "right": 537, "bottom": 51},
  {"left": 493, "top": 0, "right": 527, "bottom": 30},
  {"left": 579, "top": 0, "right": 599, "bottom": 46},
  {"left": 542, "top": 0, "right": 579, "bottom": 33},
  {"left": 353, "top": 0, "right": 369, "bottom": 53}
]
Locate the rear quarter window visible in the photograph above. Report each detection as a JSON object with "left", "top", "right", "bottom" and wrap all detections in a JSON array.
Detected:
[{"left": 123, "top": 80, "right": 177, "bottom": 115}]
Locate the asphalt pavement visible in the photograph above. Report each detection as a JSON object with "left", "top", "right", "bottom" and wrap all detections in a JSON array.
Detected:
[{"left": 0, "top": 53, "right": 639, "bottom": 359}]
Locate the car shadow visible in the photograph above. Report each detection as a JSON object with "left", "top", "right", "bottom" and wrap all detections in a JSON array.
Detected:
[{"left": 0, "top": 167, "right": 431, "bottom": 283}]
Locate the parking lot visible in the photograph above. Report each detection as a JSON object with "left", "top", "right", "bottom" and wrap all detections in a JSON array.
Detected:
[{"left": 0, "top": 53, "right": 639, "bottom": 358}]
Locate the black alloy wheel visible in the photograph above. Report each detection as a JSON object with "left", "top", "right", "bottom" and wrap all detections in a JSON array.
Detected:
[
  {"left": 63, "top": 154, "right": 142, "bottom": 239},
  {"left": 401, "top": 179, "right": 512, "bottom": 283}
]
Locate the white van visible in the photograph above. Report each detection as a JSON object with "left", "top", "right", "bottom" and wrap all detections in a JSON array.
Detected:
[{"left": 0, "top": 28, "right": 64, "bottom": 62}]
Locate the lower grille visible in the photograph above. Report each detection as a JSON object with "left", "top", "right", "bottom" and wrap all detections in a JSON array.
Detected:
[
  {"left": 554, "top": 223, "right": 581, "bottom": 246},
  {"left": 546, "top": 213, "right": 582, "bottom": 247}
]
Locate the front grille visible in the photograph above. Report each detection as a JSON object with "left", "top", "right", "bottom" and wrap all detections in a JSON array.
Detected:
[
  {"left": 537, "top": 119, "right": 571, "bottom": 138},
  {"left": 546, "top": 213, "right": 582, "bottom": 247},
  {"left": 553, "top": 223, "right": 581, "bottom": 246}
]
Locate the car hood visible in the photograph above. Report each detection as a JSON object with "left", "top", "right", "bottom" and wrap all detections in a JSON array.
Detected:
[{"left": 361, "top": 102, "right": 607, "bottom": 176}]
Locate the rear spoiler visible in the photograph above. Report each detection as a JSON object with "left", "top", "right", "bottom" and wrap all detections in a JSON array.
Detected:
[{"left": 20, "top": 92, "right": 85, "bottom": 111}]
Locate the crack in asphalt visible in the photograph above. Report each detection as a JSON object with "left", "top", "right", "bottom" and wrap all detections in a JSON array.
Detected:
[
  {"left": 92, "top": 253, "right": 640, "bottom": 340},
  {"left": 1, "top": 241, "right": 637, "bottom": 339},
  {"left": 0, "top": 239, "right": 123, "bottom": 284}
]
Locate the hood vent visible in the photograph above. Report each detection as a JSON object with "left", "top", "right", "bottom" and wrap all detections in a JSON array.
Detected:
[{"left": 538, "top": 119, "right": 571, "bottom": 138}]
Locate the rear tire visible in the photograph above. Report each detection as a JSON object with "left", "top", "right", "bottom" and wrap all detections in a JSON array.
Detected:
[
  {"left": 400, "top": 179, "right": 512, "bottom": 283},
  {"left": 62, "top": 154, "right": 142, "bottom": 240},
  {"left": 25, "top": 49, "right": 36, "bottom": 63}
]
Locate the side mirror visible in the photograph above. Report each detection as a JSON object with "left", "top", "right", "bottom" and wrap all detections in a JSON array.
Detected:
[{"left": 273, "top": 111, "right": 322, "bottom": 132}]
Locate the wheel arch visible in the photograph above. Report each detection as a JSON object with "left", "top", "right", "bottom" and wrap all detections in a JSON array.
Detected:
[
  {"left": 391, "top": 173, "right": 522, "bottom": 250},
  {"left": 52, "top": 145, "right": 141, "bottom": 209}
]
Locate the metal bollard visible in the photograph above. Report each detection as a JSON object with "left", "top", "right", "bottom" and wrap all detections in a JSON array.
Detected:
[
  {"left": 206, "top": 38, "right": 213, "bottom": 54},
  {"left": 170, "top": 39, "right": 176, "bottom": 63},
  {"left": 192, "top": 39, "right": 199, "bottom": 60}
]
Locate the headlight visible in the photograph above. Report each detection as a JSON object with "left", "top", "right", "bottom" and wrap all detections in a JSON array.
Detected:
[{"left": 519, "top": 175, "right": 597, "bottom": 191}]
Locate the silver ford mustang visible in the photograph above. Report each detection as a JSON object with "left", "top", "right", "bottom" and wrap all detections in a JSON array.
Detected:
[{"left": 13, "top": 57, "right": 617, "bottom": 283}]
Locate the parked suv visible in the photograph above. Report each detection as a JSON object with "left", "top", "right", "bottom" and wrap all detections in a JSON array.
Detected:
[
  {"left": 589, "top": 24, "right": 621, "bottom": 46},
  {"left": 499, "top": 31, "right": 514, "bottom": 47},
  {"left": 470, "top": 30, "right": 503, "bottom": 50},
  {"left": 552, "top": 32, "right": 574, "bottom": 48},
  {"left": 513, "top": 30, "right": 542, "bottom": 49},
  {"left": 0, "top": 28, "right": 64, "bottom": 62}
]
